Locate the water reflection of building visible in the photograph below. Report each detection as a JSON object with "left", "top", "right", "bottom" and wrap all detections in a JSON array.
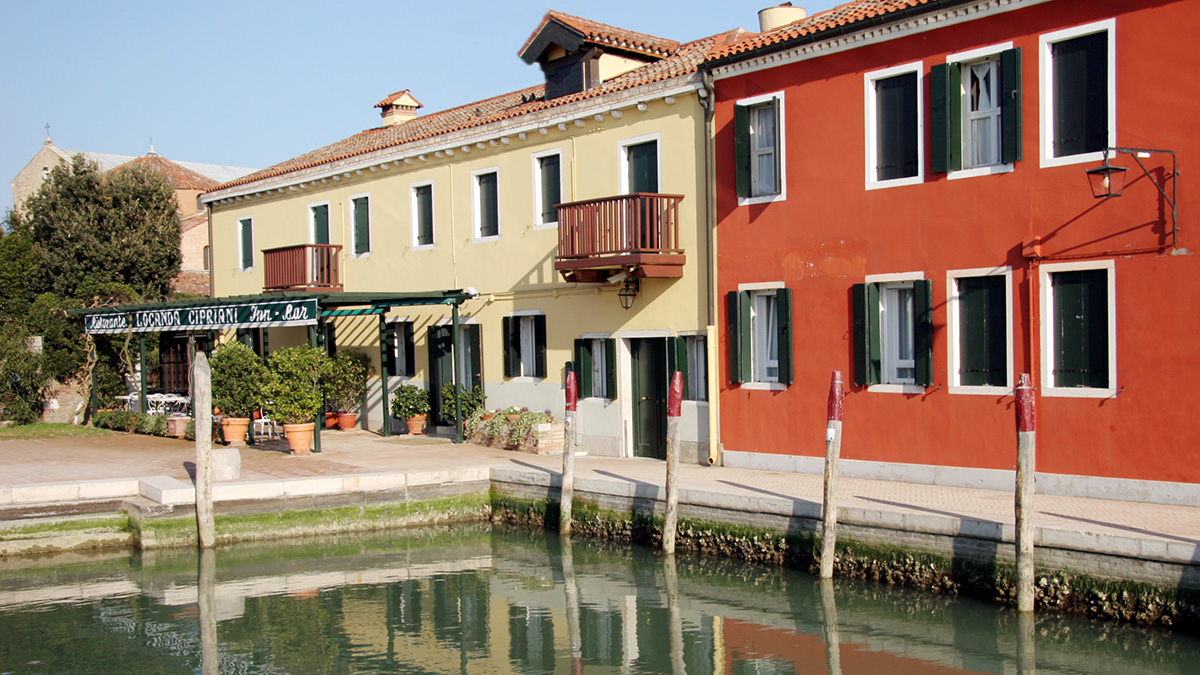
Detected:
[{"left": 2, "top": 530, "right": 1189, "bottom": 674}]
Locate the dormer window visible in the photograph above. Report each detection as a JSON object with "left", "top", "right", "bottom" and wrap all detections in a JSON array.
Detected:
[{"left": 519, "top": 11, "right": 679, "bottom": 101}]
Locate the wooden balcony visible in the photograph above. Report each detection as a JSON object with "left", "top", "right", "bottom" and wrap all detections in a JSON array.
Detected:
[
  {"left": 555, "top": 193, "right": 686, "bottom": 283},
  {"left": 263, "top": 244, "right": 343, "bottom": 292}
]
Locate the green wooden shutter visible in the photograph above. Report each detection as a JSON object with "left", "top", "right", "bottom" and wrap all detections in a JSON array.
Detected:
[
  {"left": 769, "top": 101, "right": 783, "bottom": 195},
  {"left": 240, "top": 219, "right": 253, "bottom": 269},
  {"left": 353, "top": 197, "right": 370, "bottom": 254},
  {"left": 533, "top": 315, "right": 547, "bottom": 379},
  {"left": 383, "top": 323, "right": 396, "bottom": 376},
  {"left": 604, "top": 338, "right": 616, "bottom": 400},
  {"left": 914, "top": 279, "right": 934, "bottom": 387},
  {"left": 478, "top": 173, "right": 498, "bottom": 237},
  {"left": 312, "top": 205, "right": 329, "bottom": 245},
  {"left": 1000, "top": 47, "right": 1023, "bottom": 164},
  {"left": 668, "top": 336, "right": 688, "bottom": 398},
  {"left": 1053, "top": 270, "right": 1108, "bottom": 388},
  {"left": 727, "top": 291, "right": 751, "bottom": 384},
  {"left": 929, "top": 63, "right": 962, "bottom": 173},
  {"left": 734, "top": 104, "right": 751, "bottom": 198},
  {"left": 502, "top": 317, "right": 517, "bottom": 378},
  {"left": 466, "top": 324, "right": 482, "bottom": 388},
  {"left": 852, "top": 283, "right": 882, "bottom": 385},
  {"left": 574, "top": 339, "right": 592, "bottom": 398},
  {"left": 402, "top": 322, "right": 415, "bottom": 377},
  {"left": 776, "top": 288, "right": 793, "bottom": 385}
]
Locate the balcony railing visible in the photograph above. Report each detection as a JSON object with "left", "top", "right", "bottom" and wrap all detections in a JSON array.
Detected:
[
  {"left": 555, "top": 193, "right": 686, "bottom": 282},
  {"left": 263, "top": 244, "right": 343, "bottom": 292}
]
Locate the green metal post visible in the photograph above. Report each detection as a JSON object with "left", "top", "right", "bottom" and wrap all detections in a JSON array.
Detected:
[
  {"left": 89, "top": 341, "right": 98, "bottom": 422},
  {"left": 379, "top": 314, "right": 391, "bottom": 437},
  {"left": 310, "top": 322, "right": 322, "bottom": 453},
  {"left": 452, "top": 303, "right": 463, "bottom": 444},
  {"left": 138, "top": 334, "right": 148, "bottom": 414}
]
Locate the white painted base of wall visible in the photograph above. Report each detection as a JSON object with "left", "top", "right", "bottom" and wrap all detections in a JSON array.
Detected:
[{"left": 722, "top": 451, "right": 1200, "bottom": 508}]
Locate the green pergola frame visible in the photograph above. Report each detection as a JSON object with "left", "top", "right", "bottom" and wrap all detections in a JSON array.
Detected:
[{"left": 72, "top": 290, "right": 476, "bottom": 449}]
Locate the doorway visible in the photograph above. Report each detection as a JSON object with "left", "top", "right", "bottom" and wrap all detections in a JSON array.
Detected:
[{"left": 630, "top": 337, "right": 667, "bottom": 459}]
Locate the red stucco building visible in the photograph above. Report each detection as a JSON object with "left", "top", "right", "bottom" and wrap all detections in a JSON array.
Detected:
[{"left": 707, "top": 0, "right": 1199, "bottom": 504}]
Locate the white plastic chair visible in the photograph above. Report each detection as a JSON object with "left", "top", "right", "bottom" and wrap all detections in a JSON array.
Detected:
[{"left": 254, "top": 411, "right": 279, "bottom": 440}]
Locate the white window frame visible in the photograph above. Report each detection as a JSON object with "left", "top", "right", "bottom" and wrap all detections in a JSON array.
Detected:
[
  {"left": 864, "top": 62, "right": 925, "bottom": 190},
  {"left": 386, "top": 316, "right": 411, "bottom": 381},
  {"left": 410, "top": 180, "right": 436, "bottom": 250},
  {"left": 737, "top": 91, "right": 787, "bottom": 205},
  {"left": 308, "top": 200, "right": 331, "bottom": 245},
  {"left": 737, "top": 281, "right": 786, "bottom": 391},
  {"left": 532, "top": 148, "right": 565, "bottom": 230},
  {"left": 1040, "top": 260, "right": 1117, "bottom": 398},
  {"left": 349, "top": 192, "right": 371, "bottom": 257},
  {"left": 1039, "top": 19, "right": 1117, "bottom": 169},
  {"left": 471, "top": 167, "right": 501, "bottom": 242},
  {"left": 864, "top": 271, "right": 925, "bottom": 394},
  {"left": 511, "top": 309, "right": 543, "bottom": 382},
  {"left": 946, "top": 42, "right": 1016, "bottom": 180},
  {"left": 947, "top": 266, "right": 1013, "bottom": 395},
  {"left": 618, "top": 132, "right": 662, "bottom": 195},
  {"left": 237, "top": 216, "right": 254, "bottom": 271}
]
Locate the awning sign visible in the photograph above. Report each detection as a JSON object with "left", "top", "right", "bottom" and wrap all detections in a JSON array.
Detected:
[{"left": 84, "top": 298, "right": 320, "bottom": 334}]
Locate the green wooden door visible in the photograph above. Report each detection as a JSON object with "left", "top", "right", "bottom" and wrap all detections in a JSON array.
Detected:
[
  {"left": 427, "top": 325, "right": 481, "bottom": 426},
  {"left": 631, "top": 338, "right": 666, "bottom": 460}
]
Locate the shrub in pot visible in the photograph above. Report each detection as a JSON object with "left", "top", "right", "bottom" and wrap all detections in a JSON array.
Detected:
[
  {"left": 391, "top": 384, "right": 431, "bottom": 435},
  {"left": 264, "top": 346, "right": 332, "bottom": 454},
  {"left": 326, "top": 351, "right": 373, "bottom": 430},
  {"left": 210, "top": 341, "right": 269, "bottom": 446},
  {"left": 440, "top": 383, "right": 486, "bottom": 421}
]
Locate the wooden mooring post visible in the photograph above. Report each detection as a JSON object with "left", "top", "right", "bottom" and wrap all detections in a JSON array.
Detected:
[
  {"left": 820, "top": 371, "right": 844, "bottom": 579},
  {"left": 1015, "top": 373, "right": 1036, "bottom": 613},
  {"left": 560, "top": 370, "right": 578, "bottom": 536},
  {"left": 662, "top": 371, "right": 683, "bottom": 554},
  {"left": 194, "top": 353, "right": 216, "bottom": 548}
]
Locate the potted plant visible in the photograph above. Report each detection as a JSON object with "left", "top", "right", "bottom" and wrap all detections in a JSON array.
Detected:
[
  {"left": 264, "top": 346, "right": 332, "bottom": 454},
  {"left": 325, "top": 351, "right": 373, "bottom": 430},
  {"left": 209, "top": 342, "right": 269, "bottom": 447},
  {"left": 392, "top": 384, "right": 431, "bottom": 435}
]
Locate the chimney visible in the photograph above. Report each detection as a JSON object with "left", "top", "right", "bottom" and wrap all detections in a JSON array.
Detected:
[
  {"left": 758, "top": 3, "right": 806, "bottom": 32},
  {"left": 375, "top": 90, "right": 423, "bottom": 128}
]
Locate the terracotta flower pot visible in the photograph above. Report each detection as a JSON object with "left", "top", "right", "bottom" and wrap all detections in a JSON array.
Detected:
[
  {"left": 324, "top": 411, "right": 339, "bottom": 429},
  {"left": 220, "top": 417, "right": 250, "bottom": 447},
  {"left": 337, "top": 412, "right": 358, "bottom": 430},
  {"left": 283, "top": 422, "right": 316, "bottom": 455},
  {"left": 406, "top": 414, "right": 427, "bottom": 435}
]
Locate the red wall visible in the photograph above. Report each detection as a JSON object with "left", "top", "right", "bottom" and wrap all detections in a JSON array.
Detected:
[{"left": 716, "top": 0, "right": 1200, "bottom": 483}]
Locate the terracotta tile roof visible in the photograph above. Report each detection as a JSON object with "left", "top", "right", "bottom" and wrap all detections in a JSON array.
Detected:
[
  {"left": 116, "top": 154, "right": 220, "bottom": 191},
  {"left": 180, "top": 209, "right": 208, "bottom": 234},
  {"left": 217, "top": 30, "right": 736, "bottom": 191},
  {"left": 708, "top": 0, "right": 948, "bottom": 62},
  {"left": 519, "top": 10, "right": 681, "bottom": 60},
  {"left": 375, "top": 89, "right": 423, "bottom": 109}
]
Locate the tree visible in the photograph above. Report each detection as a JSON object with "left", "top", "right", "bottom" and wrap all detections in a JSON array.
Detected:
[
  {"left": 15, "top": 155, "right": 181, "bottom": 303},
  {"left": 0, "top": 214, "right": 37, "bottom": 318}
]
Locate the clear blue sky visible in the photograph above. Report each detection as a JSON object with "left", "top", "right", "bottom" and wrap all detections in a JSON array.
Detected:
[{"left": 1, "top": 1, "right": 840, "bottom": 214}]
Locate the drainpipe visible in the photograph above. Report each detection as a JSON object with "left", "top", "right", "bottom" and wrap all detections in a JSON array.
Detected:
[{"left": 700, "top": 69, "right": 721, "bottom": 467}]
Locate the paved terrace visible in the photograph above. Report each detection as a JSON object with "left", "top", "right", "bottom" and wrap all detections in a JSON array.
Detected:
[{"left": 1, "top": 431, "right": 1198, "bottom": 582}]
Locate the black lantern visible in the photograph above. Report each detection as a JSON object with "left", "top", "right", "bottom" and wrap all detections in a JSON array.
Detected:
[
  {"left": 618, "top": 278, "right": 639, "bottom": 310},
  {"left": 1086, "top": 150, "right": 1128, "bottom": 198}
]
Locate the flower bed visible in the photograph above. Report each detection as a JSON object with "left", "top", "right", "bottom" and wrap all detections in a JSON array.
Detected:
[{"left": 465, "top": 408, "right": 562, "bottom": 454}]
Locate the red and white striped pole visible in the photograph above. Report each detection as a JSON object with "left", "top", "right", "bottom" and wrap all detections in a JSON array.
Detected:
[
  {"left": 560, "top": 370, "right": 578, "bottom": 536},
  {"left": 662, "top": 371, "right": 684, "bottom": 554},
  {"left": 1015, "top": 373, "right": 1036, "bottom": 612},
  {"left": 820, "top": 371, "right": 844, "bottom": 579}
]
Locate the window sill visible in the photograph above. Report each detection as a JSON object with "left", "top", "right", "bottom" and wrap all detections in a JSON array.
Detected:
[
  {"left": 509, "top": 376, "right": 544, "bottom": 384},
  {"left": 740, "top": 382, "right": 787, "bottom": 391},
  {"left": 867, "top": 383, "right": 926, "bottom": 394},
  {"left": 949, "top": 384, "right": 1012, "bottom": 396},
  {"left": 947, "top": 163, "right": 1014, "bottom": 180},
  {"left": 533, "top": 221, "right": 558, "bottom": 231},
  {"left": 1042, "top": 385, "right": 1117, "bottom": 399},
  {"left": 411, "top": 244, "right": 436, "bottom": 252},
  {"left": 738, "top": 192, "right": 786, "bottom": 206},
  {"left": 352, "top": 252, "right": 372, "bottom": 259},
  {"left": 866, "top": 174, "right": 923, "bottom": 191},
  {"left": 473, "top": 235, "right": 500, "bottom": 243},
  {"left": 1041, "top": 149, "right": 1105, "bottom": 169}
]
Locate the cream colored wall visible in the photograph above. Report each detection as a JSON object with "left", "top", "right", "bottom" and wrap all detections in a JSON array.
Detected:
[
  {"left": 597, "top": 53, "right": 649, "bottom": 82},
  {"left": 210, "top": 93, "right": 710, "bottom": 437}
]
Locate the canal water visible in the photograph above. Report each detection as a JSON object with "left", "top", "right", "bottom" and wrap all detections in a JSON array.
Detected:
[{"left": 0, "top": 524, "right": 1196, "bottom": 674}]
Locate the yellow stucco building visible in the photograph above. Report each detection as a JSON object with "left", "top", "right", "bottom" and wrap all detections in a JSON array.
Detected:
[{"left": 202, "top": 12, "right": 730, "bottom": 462}]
